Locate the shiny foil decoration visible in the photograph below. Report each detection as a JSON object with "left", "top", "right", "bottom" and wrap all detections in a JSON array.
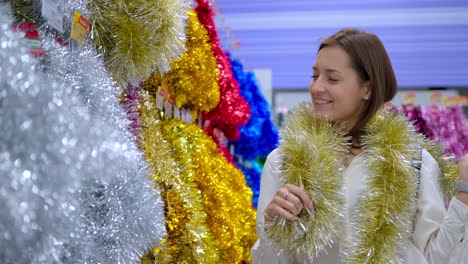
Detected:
[
  {"left": 229, "top": 55, "right": 279, "bottom": 160},
  {"left": 144, "top": 11, "right": 220, "bottom": 113},
  {"left": 161, "top": 118, "right": 257, "bottom": 263},
  {"left": 0, "top": 10, "right": 80, "bottom": 263},
  {"left": 237, "top": 160, "right": 263, "bottom": 208},
  {"left": 195, "top": 0, "right": 251, "bottom": 142},
  {"left": 402, "top": 105, "right": 464, "bottom": 198},
  {"left": 266, "top": 104, "right": 458, "bottom": 263},
  {"left": 136, "top": 92, "right": 220, "bottom": 263},
  {"left": 388, "top": 104, "right": 460, "bottom": 198},
  {"left": 404, "top": 105, "right": 468, "bottom": 160},
  {"left": 120, "top": 83, "right": 143, "bottom": 140},
  {"left": 203, "top": 125, "right": 236, "bottom": 164},
  {"left": 87, "top": 0, "right": 188, "bottom": 84},
  {"left": 265, "top": 103, "right": 347, "bottom": 261},
  {"left": 403, "top": 105, "right": 434, "bottom": 139},
  {"left": 227, "top": 54, "right": 279, "bottom": 207},
  {"left": 43, "top": 38, "right": 166, "bottom": 264},
  {"left": 0, "top": 6, "right": 166, "bottom": 263}
]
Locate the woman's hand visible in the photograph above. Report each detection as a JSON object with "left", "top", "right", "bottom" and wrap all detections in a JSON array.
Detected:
[
  {"left": 455, "top": 154, "right": 468, "bottom": 206},
  {"left": 262, "top": 184, "right": 313, "bottom": 222}
]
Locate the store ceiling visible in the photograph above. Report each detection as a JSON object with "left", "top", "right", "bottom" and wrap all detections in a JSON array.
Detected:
[{"left": 214, "top": 0, "right": 468, "bottom": 89}]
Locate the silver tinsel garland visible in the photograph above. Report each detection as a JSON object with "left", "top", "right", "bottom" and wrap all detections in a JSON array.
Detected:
[{"left": 0, "top": 4, "right": 165, "bottom": 263}]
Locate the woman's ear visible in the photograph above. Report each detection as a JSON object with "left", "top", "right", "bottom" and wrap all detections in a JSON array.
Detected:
[{"left": 362, "top": 80, "right": 371, "bottom": 100}]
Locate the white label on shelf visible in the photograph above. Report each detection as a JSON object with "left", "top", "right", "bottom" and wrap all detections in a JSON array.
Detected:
[
  {"left": 156, "top": 94, "right": 164, "bottom": 110},
  {"left": 173, "top": 105, "right": 181, "bottom": 120},
  {"left": 164, "top": 100, "right": 173, "bottom": 118},
  {"left": 42, "top": 0, "right": 63, "bottom": 32}
]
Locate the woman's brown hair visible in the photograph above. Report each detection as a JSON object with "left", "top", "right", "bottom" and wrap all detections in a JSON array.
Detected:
[{"left": 318, "top": 28, "right": 397, "bottom": 137}]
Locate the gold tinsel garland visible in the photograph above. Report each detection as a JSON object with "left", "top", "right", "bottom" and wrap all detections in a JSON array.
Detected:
[
  {"left": 138, "top": 92, "right": 219, "bottom": 263},
  {"left": 422, "top": 139, "right": 460, "bottom": 199},
  {"left": 88, "top": 0, "right": 188, "bottom": 84},
  {"left": 161, "top": 118, "right": 257, "bottom": 263},
  {"left": 265, "top": 103, "right": 348, "bottom": 259},
  {"left": 143, "top": 11, "right": 220, "bottom": 113},
  {"left": 347, "top": 110, "right": 420, "bottom": 263},
  {"left": 267, "top": 103, "right": 458, "bottom": 263},
  {"left": 10, "top": 1, "right": 42, "bottom": 24}
]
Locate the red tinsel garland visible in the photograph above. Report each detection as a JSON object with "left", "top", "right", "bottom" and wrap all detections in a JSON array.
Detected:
[{"left": 195, "top": 0, "right": 251, "bottom": 145}]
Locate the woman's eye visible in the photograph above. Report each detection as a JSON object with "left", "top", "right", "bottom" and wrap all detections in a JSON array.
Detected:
[
  {"left": 329, "top": 78, "right": 338, "bottom": 82},
  {"left": 311, "top": 75, "right": 318, "bottom": 80}
]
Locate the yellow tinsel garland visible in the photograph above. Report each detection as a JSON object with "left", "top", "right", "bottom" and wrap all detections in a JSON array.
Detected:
[
  {"left": 267, "top": 103, "right": 459, "bottom": 263},
  {"left": 88, "top": 0, "right": 188, "bottom": 84},
  {"left": 265, "top": 103, "right": 348, "bottom": 259},
  {"left": 138, "top": 92, "right": 219, "bottom": 263},
  {"left": 143, "top": 11, "right": 220, "bottom": 113},
  {"left": 347, "top": 110, "right": 421, "bottom": 263},
  {"left": 161, "top": 118, "right": 257, "bottom": 263},
  {"left": 421, "top": 139, "right": 460, "bottom": 199}
]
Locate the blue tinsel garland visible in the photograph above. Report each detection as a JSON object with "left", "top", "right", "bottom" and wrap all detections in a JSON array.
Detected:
[{"left": 228, "top": 53, "right": 279, "bottom": 207}]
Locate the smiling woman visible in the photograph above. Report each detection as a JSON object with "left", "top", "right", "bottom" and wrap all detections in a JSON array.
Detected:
[
  {"left": 251, "top": 28, "right": 468, "bottom": 264},
  {"left": 310, "top": 29, "right": 397, "bottom": 138}
]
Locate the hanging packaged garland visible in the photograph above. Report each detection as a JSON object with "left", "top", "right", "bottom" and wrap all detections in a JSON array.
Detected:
[
  {"left": 161, "top": 118, "right": 257, "bottom": 263},
  {"left": 137, "top": 93, "right": 220, "bottom": 263},
  {"left": 195, "top": 0, "right": 251, "bottom": 141},
  {"left": 144, "top": 10, "right": 220, "bottom": 113},
  {"left": 229, "top": 54, "right": 279, "bottom": 160}
]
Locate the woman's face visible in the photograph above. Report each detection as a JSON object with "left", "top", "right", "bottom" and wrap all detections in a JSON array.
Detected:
[{"left": 308, "top": 45, "right": 370, "bottom": 131}]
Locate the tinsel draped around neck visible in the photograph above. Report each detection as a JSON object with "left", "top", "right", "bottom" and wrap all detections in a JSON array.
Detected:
[{"left": 265, "top": 102, "right": 457, "bottom": 263}]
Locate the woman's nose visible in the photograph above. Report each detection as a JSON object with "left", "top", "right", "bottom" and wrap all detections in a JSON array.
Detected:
[{"left": 310, "top": 78, "right": 325, "bottom": 93}]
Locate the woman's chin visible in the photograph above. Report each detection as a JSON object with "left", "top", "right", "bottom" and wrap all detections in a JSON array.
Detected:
[{"left": 314, "top": 109, "right": 335, "bottom": 121}]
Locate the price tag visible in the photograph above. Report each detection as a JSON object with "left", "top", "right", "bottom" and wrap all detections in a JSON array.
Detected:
[
  {"left": 462, "top": 95, "right": 468, "bottom": 106},
  {"left": 403, "top": 93, "right": 416, "bottom": 105},
  {"left": 42, "top": 0, "right": 63, "bottom": 32},
  {"left": 180, "top": 108, "right": 186, "bottom": 122},
  {"left": 197, "top": 112, "right": 202, "bottom": 127},
  {"left": 164, "top": 100, "right": 173, "bottom": 118},
  {"left": 155, "top": 94, "right": 164, "bottom": 110},
  {"left": 70, "top": 11, "right": 90, "bottom": 44},
  {"left": 214, "top": 128, "right": 228, "bottom": 146},
  {"left": 173, "top": 105, "right": 181, "bottom": 120},
  {"left": 230, "top": 144, "right": 235, "bottom": 156},
  {"left": 443, "top": 96, "right": 456, "bottom": 107},
  {"left": 429, "top": 92, "right": 442, "bottom": 104},
  {"left": 186, "top": 109, "right": 193, "bottom": 124}
]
